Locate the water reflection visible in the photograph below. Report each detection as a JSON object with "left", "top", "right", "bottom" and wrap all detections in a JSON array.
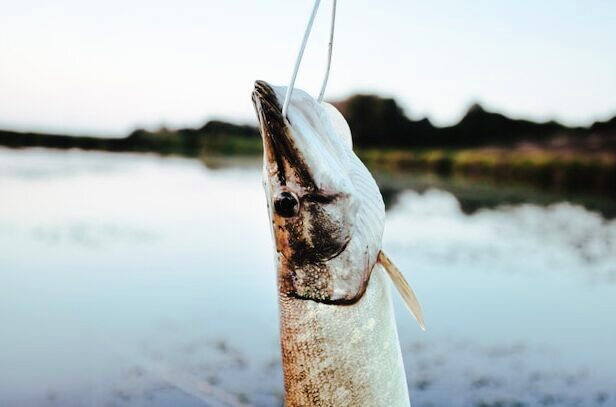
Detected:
[{"left": 0, "top": 148, "right": 615, "bottom": 407}]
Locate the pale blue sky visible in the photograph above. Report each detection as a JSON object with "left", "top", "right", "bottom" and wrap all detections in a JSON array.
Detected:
[{"left": 1, "top": 0, "right": 615, "bottom": 135}]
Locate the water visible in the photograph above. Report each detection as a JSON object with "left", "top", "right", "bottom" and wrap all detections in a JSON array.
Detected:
[{"left": 1, "top": 148, "right": 615, "bottom": 407}]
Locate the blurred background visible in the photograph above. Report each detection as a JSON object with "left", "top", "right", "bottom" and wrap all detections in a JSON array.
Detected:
[{"left": 1, "top": 1, "right": 615, "bottom": 406}]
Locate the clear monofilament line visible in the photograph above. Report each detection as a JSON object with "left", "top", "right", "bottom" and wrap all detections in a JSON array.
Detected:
[
  {"left": 318, "top": 0, "right": 337, "bottom": 103},
  {"left": 282, "top": 0, "right": 322, "bottom": 118}
]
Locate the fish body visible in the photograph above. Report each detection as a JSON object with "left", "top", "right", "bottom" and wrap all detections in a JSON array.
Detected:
[
  {"left": 279, "top": 265, "right": 409, "bottom": 406},
  {"left": 252, "top": 80, "right": 420, "bottom": 406}
]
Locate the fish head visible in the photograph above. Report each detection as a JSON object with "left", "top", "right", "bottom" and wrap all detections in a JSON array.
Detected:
[{"left": 252, "top": 80, "right": 385, "bottom": 303}]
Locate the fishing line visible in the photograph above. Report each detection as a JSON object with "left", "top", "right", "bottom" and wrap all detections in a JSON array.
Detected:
[
  {"left": 282, "top": 0, "right": 338, "bottom": 117},
  {"left": 318, "top": 0, "right": 337, "bottom": 103},
  {"left": 282, "top": 0, "right": 321, "bottom": 118}
]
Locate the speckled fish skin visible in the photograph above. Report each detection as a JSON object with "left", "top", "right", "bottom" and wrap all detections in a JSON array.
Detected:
[
  {"left": 252, "top": 80, "right": 411, "bottom": 407},
  {"left": 279, "top": 266, "right": 409, "bottom": 407}
]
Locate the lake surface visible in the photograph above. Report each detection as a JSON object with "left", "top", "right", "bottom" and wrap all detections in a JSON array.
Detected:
[{"left": 1, "top": 147, "right": 615, "bottom": 407}]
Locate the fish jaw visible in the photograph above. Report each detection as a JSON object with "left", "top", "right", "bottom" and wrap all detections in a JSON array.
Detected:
[
  {"left": 252, "top": 80, "right": 316, "bottom": 191},
  {"left": 252, "top": 80, "right": 386, "bottom": 304}
]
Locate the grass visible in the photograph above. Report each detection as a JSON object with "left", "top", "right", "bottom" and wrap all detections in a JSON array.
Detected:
[
  {"left": 197, "top": 139, "right": 616, "bottom": 195},
  {"left": 196, "top": 139, "right": 615, "bottom": 195},
  {"left": 358, "top": 148, "right": 616, "bottom": 195}
]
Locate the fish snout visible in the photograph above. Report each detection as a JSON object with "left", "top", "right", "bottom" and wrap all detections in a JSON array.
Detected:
[{"left": 252, "top": 80, "right": 280, "bottom": 110}]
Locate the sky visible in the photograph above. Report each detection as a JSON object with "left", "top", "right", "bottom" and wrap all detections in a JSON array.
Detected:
[{"left": 1, "top": 0, "right": 615, "bottom": 136}]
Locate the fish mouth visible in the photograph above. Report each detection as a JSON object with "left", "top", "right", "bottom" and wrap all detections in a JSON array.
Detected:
[
  {"left": 252, "top": 80, "right": 283, "bottom": 122},
  {"left": 252, "top": 80, "right": 315, "bottom": 187}
]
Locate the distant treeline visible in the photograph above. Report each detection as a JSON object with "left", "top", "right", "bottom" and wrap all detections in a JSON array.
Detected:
[
  {"left": 333, "top": 96, "right": 616, "bottom": 151},
  {"left": 0, "top": 120, "right": 260, "bottom": 156},
  {"left": 1, "top": 97, "right": 615, "bottom": 194},
  {"left": 1, "top": 95, "right": 615, "bottom": 154}
]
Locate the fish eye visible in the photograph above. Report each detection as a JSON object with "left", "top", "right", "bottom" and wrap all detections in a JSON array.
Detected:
[{"left": 274, "top": 192, "right": 299, "bottom": 218}]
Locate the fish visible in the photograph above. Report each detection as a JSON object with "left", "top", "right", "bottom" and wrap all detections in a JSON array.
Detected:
[{"left": 252, "top": 80, "right": 424, "bottom": 407}]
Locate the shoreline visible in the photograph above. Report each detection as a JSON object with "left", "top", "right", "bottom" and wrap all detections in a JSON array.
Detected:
[
  {"left": 359, "top": 147, "right": 616, "bottom": 196},
  {"left": 1, "top": 131, "right": 614, "bottom": 196}
]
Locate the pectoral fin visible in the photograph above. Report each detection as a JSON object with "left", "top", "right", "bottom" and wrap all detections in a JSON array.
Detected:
[{"left": 378, "top": 251, "right": 426, "bottom": 331}]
